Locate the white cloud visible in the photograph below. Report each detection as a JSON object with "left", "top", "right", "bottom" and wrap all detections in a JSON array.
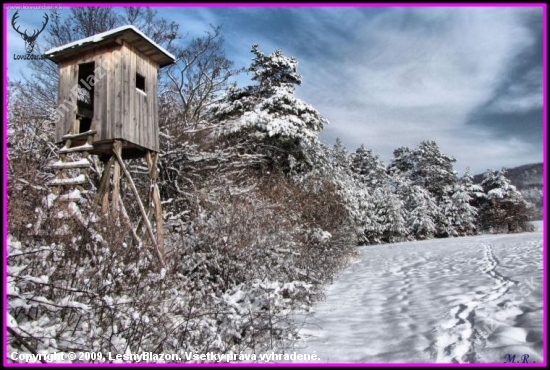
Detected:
[{"left": 298, "top": 7, "right": 542, "bottom": 174}]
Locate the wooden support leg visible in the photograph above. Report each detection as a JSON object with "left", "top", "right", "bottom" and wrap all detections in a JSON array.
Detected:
[
  {"left": 112, "top": 142, "right": 122, "bottom": 220},
  {"left": 113, "top": 144, "right": 164, "bottom": 267},
  {"left": 101, "top": 184, "right": 110, "bottom": 214},
  {"left": 93, "top": 156, "right": 114, "bottom": 214},
  {"left": 119, "top": 193, "right": 142, "bottom": 246},
  {"left": 147, "top": 151, "right": 165, "bottom": 260}
]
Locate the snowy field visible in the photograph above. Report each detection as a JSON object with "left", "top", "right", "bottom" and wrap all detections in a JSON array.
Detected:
[{"left": 291, "top": 222, "right": 544, "bottom": 363}]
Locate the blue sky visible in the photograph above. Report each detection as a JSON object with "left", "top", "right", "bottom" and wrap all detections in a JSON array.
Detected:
[{"left": 5, "top": 5, "right": 545, "bottom": 175}]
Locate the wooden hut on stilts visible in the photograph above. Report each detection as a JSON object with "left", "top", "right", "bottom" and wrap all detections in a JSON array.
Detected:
[{"left": 45, "top": 26, "right": 175, "bottom": 266}]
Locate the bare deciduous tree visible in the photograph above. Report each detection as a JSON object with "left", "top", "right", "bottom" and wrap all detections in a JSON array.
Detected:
[
  {"left": 47, "top": 8, "right": 120, "bottom": 45},
  {"left": 163, "top": 26, "right": 244, "bottom": 131},
  {"left": 122, "top": 7, "right": 179, "bottom": 52}
]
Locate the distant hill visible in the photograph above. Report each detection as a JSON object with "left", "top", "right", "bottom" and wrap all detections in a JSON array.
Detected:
[{"left": 474, "top": 163, "right": 543, "bottom": 220}]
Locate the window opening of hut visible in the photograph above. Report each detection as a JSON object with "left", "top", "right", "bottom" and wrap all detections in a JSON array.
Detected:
[
  {"left": 77, "top": 62, "right": 95, "bottom": 133},
  {"left": 136, "top": 73, "right": 145, "bottom": 93}
]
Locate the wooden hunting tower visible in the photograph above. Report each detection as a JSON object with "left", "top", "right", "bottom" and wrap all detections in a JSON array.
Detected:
[
  {"left": 45, "top": 26, "right": 175, "bottom": 266},
  {"left": 46, "top": 25, "right": 175, "bottom": 159}
]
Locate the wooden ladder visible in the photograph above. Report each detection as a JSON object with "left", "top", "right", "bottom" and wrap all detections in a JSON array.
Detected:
[{"left": 46, "top": 129, "right": 96, "bottom": 216}]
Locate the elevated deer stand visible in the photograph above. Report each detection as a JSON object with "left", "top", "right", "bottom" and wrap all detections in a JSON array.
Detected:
[{"left": 45, "top": 26, "right": 176, "bottom": 267}]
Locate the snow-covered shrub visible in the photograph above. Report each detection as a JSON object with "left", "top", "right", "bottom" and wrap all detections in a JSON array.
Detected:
[
  {"left": 7, "top": 131, "right": 356, "bottom": 363},
  {"left": 7, "top": 84, "right": 58, "bottom": 241},
  {"left": 7, "top": 209, "right": 315, "bottom": 362}
]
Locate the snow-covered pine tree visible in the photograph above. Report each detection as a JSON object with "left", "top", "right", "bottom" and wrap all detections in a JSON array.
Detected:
[
  {"left": 445, "top": 169, "right": 480, "bottom": 236},
  {"left": 209, "top": 44, "right": 328, "bottom": 171},
  {"left": 387, "top": 146, "right": 414, "bottom": 179},
  {"left": 388, "top": 141, "right": 458, "bottom": 200},
  {"left": 401, "top": 184, "right": 439, "bottom": 240},
  {"left": 463, "top": 167, "right": 485, "bottom": 206},
  {"left": 438, "top": 193, "right": 457, "bottom": 237},
  {"left": 249, "top": 44, "right": 301, "bottom": 93},
  {"left": 299, "top": 140, "right": 386, "bottom": 245},
  {"left": 332, "top": 138, "right": 349, "bottom": 169},
  {"left": 388, "top": 141, "right": 465, "bottom": 238},
  {"left": 373, "top": 187, "right": 409, "bottom": 243},
  {"left": 478, "top": 168, "right": 532, "bottom": 233},
  {"left": 411, "top": 141, "right": 458, "bottom": 199},
  {"left": 350, "top": 144, "right": 389, "bottom": 188}
]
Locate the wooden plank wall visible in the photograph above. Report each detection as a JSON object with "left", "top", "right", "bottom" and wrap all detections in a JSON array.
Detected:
[
  {"left": 95, "top": 52, "right": 106, "bottom": 143},
  {"left": 102, "top": 46, "right": 123, "bottom": 145},
  {"left": 55, "top": 45, "right": 120, "bottom": 144},
  {"left": 55, "top": 61, "right": 77, "bottom": 143},
  {"left": 121, "top": 42, "right": 160, "bottom": 152}
]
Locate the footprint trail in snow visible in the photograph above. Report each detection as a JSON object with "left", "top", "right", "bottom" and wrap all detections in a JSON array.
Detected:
[{"left": 291, "top": 226, "right": 543, "bottom": 363}]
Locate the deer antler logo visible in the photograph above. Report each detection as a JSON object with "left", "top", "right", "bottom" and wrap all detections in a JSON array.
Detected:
[{"left": 12, "top": 11, "right": 49, "bottom": 54}]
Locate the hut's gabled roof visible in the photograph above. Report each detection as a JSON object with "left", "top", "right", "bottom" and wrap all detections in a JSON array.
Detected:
[{"left": 45, "top": 25, "right": 176, "bottom": 68}]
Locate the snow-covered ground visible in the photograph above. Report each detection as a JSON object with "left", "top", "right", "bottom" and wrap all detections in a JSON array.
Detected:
[{"left": 292, "top": 222, "right": 544, "bottom": 363}]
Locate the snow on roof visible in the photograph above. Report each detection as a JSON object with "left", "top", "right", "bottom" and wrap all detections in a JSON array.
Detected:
[{"left": 45, "top": 25, "right": 175, "bottom": 62}]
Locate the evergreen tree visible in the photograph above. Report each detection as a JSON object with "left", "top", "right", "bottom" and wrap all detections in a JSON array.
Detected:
[
  {"left": 387, "top": 146, "right": 414, "bottom": 178},
  {"left": 209, "top": 44, "right": 328, "bottom": 170},
  {"left": 449, "top": 169, "right": 480, "bottom": 236},
  {"left": 249, "top": 44, "right": 301, "bottom": 93},
  {"left": 373, "top": 187, "right": 408, "bottom": 243},
  {"left": 354, "top": 187, "right": 382, "bottom": 245},
  {"left": 402, "top": 184, "right": 439, "bottom": 239},
  {"left": 387, "top": 141, "right": 458, "bottom": 200},
  {"left": 462, "top": 167, "right": 485, "bottom": 205},
  {"left": 479, "top": 169, "right": 532, "bottom": 233},
  {"left": 210, "top": 44, "right": 327, "bottom": 142},
  {"left": 332, "top": 138, "right": 349, "bottom": 169},
  {"left": 412, "top": 141, "right": 458, "bottom": 199},
  {"left": 438, "top": 193, "right": 457, "bottom": 237},
  {"left": 350, "top": 145, "right": 388, "bottom": 188}
]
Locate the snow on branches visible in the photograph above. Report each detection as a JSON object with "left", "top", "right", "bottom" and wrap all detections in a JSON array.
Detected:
[{"left": 209, "top": 45, "right": 327, "bottom": 147}]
